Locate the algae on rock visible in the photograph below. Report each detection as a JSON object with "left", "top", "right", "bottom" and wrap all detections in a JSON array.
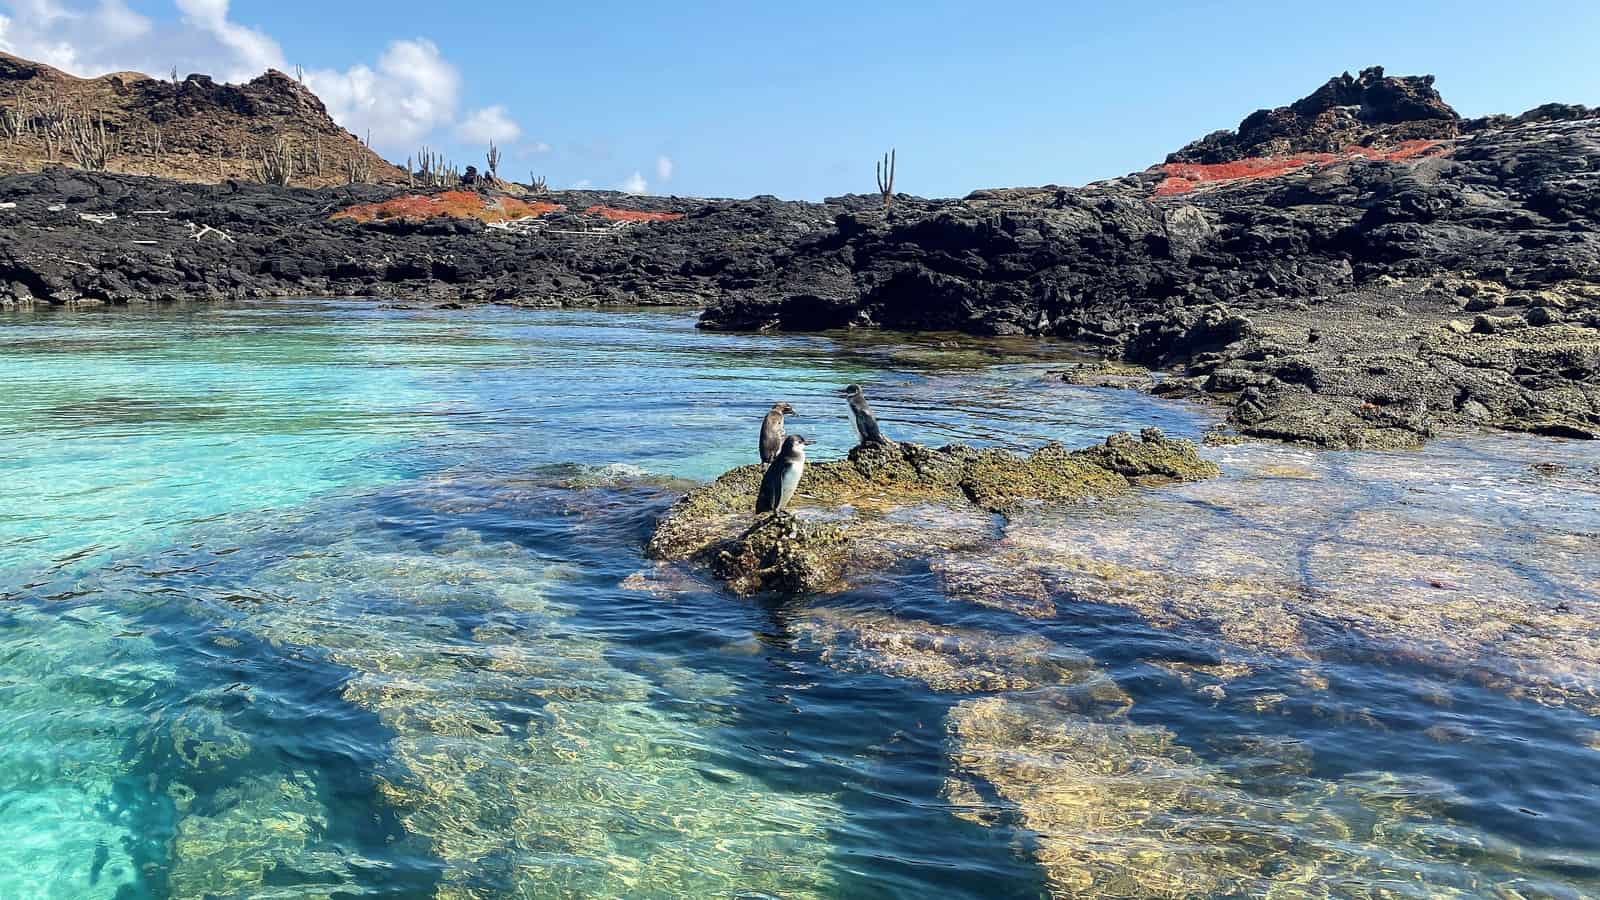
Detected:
[
  {"left": 236, "top": 525, "right": 842, "bottom": 899},
  {"left": 648, "top": 430, "right": 1217, "bottom": 596},
  {"left": 796, "top": 606, "right": 1100, "bottom": 693},
  {"left": 942, "top": 687, "right": 1580, "bottom": 899}
]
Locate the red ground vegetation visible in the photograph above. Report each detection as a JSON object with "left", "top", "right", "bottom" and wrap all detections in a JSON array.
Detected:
[
  {"left": 584, "top": 206, "right": 685, "bottom": 223},
  {"left": 1152, "top": 140, "right": 1448, "bottom": 196},
  {"left": 331, "top": 191, "right": 566, "bottom": 223}
]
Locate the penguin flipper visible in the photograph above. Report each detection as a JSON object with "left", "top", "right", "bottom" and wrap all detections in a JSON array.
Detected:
[{"left": 863, "top": 416, "right": 886, "bottom": 444}]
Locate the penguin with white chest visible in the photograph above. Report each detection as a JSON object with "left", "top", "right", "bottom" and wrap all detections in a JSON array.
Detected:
[
  {"left": 841, "top": 384, "right": 888, "bottom": 447},
  {"left": 756, "top": 435, "right": 808, "bottom": 515}
]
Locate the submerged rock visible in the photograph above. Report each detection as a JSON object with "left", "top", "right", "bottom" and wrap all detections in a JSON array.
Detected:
[
  {"left": 239, "top": 525, "right": 842, "bottom": 898},
  {"left": 943, "top": 686, "right": 1575, "bottom": 898},
  {"left": 797, "top": 607, "right": 1098, "bottom": 693},
  {"left": 647, "top": 430, "right": 1217, "bottom": 595}
]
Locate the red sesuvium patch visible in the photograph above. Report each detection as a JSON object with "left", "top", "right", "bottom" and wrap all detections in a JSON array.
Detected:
[
  {"left": 331, "top": 191, "right": 566, "bottom": 224},
  {"left": 584, "top": 205, "right": 685, "bottom": 223},
  {"left": 1152, "top": 140, "right": 1449, "bottom": 196}
]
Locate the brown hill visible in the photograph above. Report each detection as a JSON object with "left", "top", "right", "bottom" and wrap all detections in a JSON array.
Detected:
[{"left": 0, "top": 52, "right": 404, "bottom": 186}]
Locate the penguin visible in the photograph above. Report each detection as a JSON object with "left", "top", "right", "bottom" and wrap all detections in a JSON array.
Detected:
[
  {"left": 759, "top": 402, "right": 796, "bottom": 464},
  {"left": 756, "top": 435, "right": 808, "bottom": 515},
  {"left": 841, "top": 384, "right": 888, "bottom": 446}
]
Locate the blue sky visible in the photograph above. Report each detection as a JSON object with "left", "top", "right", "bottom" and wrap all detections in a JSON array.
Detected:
[{"left": 3, "top": 0, "right": 1597, "bottom": 198}]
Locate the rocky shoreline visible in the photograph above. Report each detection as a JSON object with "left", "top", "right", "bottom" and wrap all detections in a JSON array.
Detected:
[{"left": 3, "top": 67, "right": 1596, "bottom": 447}]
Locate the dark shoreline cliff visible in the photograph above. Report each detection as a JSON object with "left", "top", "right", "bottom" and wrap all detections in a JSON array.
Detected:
[{"left": 2, "top": 66, "right": 1596, "bottom": 448}]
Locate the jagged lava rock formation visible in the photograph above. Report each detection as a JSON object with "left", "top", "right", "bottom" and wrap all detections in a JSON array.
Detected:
[
  {"left": 1168, "top": 66, "right": 1459, "bottom": 164},
  {"left": 1, "top": 59, "right": 1596, "bottom": 446},
  {"left": 699, "top": 68, "right": 1600, "bottom": 446}
]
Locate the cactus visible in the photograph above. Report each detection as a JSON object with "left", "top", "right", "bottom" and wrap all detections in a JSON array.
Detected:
[
  {"left": 346, "top": 153, "right": 371, "bottom": 184},
  {"left": 415, "top": 146, "right": 457, "bottom": 187},
  {"left": 876, "top": 148, "right": 896, "bottom": 209},
  {"left": 0, "top": 105, "right": 22, "bottom": 142},
  {"left": 486, "top": 141, "right": 502, "bottom": 180},
  {"left": 63, "top": 109, "right": 112, "bottom": 171},
  {"left": 250, "top": 137, "right": 294, "bottom": 186},
  {"left": 528, "top": 173, "right": 548, "bottom": 193}
]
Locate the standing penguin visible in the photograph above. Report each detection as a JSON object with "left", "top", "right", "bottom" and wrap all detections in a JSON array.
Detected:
[
  {"left": 841, "top": 384, "right": 888, "bottom": 446},
  {"left": 756, "top": 435, "right": 808, "bottom": 515},
  {"left": 759, "top": 402, "right": 795, "bottom": 463}
]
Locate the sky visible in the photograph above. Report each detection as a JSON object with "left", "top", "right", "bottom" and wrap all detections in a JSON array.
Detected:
[{"left": 1, "top": 0, "right": 1597, "bottom": 199}]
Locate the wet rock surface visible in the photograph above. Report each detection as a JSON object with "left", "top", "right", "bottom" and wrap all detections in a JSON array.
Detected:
[{"left": 647, "top": 431, "right": 1216, "bottom": 595}]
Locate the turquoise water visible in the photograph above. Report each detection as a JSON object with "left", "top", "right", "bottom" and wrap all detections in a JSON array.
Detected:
[{"left": 2, "top": 300, "right": 1598, "bottom": 898}]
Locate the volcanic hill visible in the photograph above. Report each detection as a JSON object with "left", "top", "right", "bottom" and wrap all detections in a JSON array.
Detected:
[{"left": 0, "top": 51, "right": 402, "bottom": 186}]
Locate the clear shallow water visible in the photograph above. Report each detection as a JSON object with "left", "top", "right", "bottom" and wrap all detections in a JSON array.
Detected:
[{"left": 1, "top": 300, "right": 1598, "bottom": 898}]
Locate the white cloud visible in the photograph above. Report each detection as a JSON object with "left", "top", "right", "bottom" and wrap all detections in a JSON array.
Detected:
[
  {"left": 572, "top": 178, "right": 592, "bottom": 189},
  {"left": 0, "top": 0, "right": 153, "bottom": 74},
  {"left": 172, "top": 0, "right": 280, "bottom": 80},
  {"left": 528, "top": 140, "right": 551, "bottom": 154},
  {"left": 456, "top": 104, "right": 520, "bottom": 145},
  {"left": 304, "top": 38, "right": 460, "bottom": 150},
  {"left": 619, "top": 171, "right": 647, "bottom": 194},
  {"left": 655, "top": 155, "right": 674, "bottom": 181},
  {"left": 0, "top": 1, "right": 538, "bottom": 162}
]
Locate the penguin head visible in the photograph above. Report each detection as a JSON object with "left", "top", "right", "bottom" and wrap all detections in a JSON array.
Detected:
[
  {"left": 772, "top": 402, "right": 796, "bottom": 415},
  {"left": 782, "top": 434, "right": 809, "bottom": 453},
  {"left": 841, "top": 384, "right": 862, "bottom": 397}
]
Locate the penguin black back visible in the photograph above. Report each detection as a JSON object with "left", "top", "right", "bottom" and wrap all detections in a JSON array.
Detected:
[{"left": 842, "top": 384, "right": 886, "bottom": 446}]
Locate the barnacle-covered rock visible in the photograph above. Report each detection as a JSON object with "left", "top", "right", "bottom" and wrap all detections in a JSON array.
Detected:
[
  {"left": 710, "top": 512, "right": 850, "bottom": 595},
  {"left": 648, "top": 430, "right": 1216, "bottom": 595}
]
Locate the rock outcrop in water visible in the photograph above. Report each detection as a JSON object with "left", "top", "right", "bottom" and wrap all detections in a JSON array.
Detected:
[
  {"left": 3, "top": 57, "right": 1597, "bottom": 446},
  {"left": 647, "top": 430, "right": 1217, "bottom": 595}
]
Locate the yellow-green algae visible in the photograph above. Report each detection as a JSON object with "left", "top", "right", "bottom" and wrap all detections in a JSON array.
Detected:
[
  {"left": 927, "top": 443, "right": 1600, "bottom": 716},
  {"left": 237, "top": 528, "right": 841, "bottom": 899},
  {"left": 796, "top": 607, "right": 1099, "bottom": 693},
  {"left": 942, "top": 688, "right": 1583, "bottom": 899},
  {"left": 648, "top": 430, "right": 1217, "bottom": 595},
  {"left": 168, "top": 771, "right": 355, "bottom": 899},
  {"left": 769, "top": 537, "right": 1595, "bottom": 898}
]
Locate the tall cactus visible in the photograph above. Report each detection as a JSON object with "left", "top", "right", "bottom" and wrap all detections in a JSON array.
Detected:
[
  {"left": 346, "top": 153, "right": 371, "bottom": 184},
  {"left": 63, "top": 109, "right": 112, "bottom": 171},
  {"left": 876, "top": 148, "right": 896, "bottom": 209},
  {"left": 251, "top": 137, "right": 294, "bottom": 186},
  {"left": 486, "top": 140, "right": 502, "bottom": 180}
]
